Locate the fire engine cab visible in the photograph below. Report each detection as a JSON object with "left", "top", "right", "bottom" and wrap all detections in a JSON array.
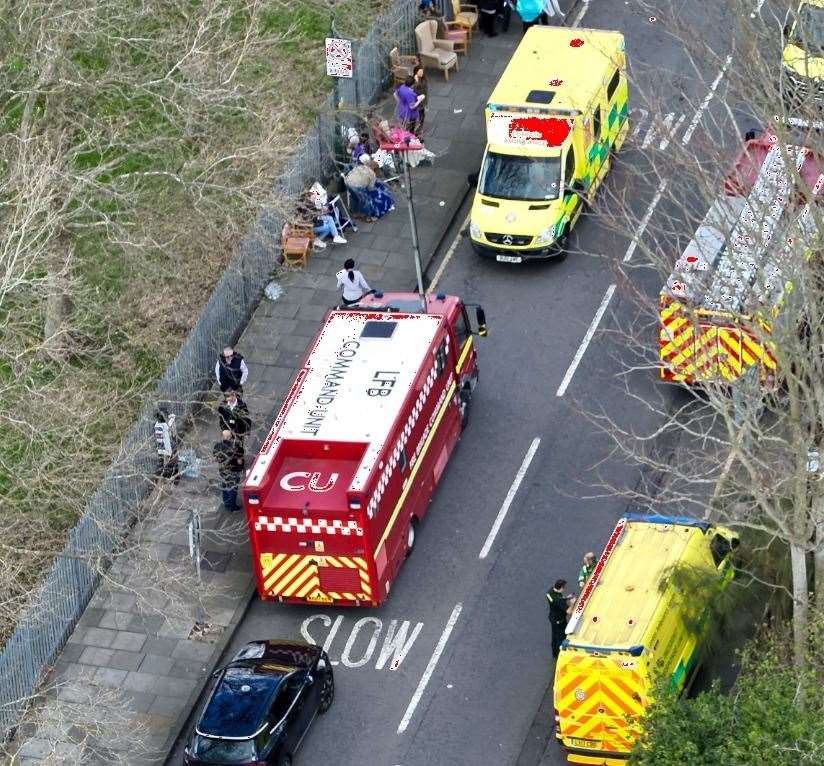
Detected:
[{"left": 242, "top": 291, "right": 487, "bottom": 606}]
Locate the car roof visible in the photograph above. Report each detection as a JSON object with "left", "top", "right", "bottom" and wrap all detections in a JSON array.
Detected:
[
  {"left": 232, "top": 640, "right": 321, "bottom": 668},
  {"left": 198, "top": 664, "right": 289, "bottom": 739}
]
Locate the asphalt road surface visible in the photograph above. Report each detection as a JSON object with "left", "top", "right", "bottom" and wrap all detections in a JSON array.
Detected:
[{"left": 169, "top": 1, "right": 763, "bottom": 764}]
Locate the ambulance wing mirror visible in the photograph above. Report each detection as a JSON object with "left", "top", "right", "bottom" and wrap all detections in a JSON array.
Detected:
[
  {"left": 475, "top": 306, "right": 487, "bottom": 337},
  {"left": 467, "top": 171, "right": 479, "bottom": 187},
  {"left": 568, "top": 180, "right": 589, "bottom": 203}
]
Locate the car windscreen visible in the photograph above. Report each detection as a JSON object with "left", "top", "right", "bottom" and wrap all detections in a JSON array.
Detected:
[
  {"left": 192, "top": 734, "right": 257, "bottom": 763},
  {"left": 479, "top": 152, "right": 562, "bottom": 201},
  {"left": 796, "top": 4, "right": 824, "bottom": 50}
]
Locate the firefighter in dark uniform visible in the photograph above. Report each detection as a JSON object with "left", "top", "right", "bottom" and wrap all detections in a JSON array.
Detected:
[{"left": 546, "top": 578, "right": 571, "bottom": 659}]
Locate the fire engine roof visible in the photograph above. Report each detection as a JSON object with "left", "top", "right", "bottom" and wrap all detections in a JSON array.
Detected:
[
  {"left": 246, "top": 310, "right": 443, "bottom": 492},
  {"left": 662, "top": 135, "right": 824, "bottom": 315}
]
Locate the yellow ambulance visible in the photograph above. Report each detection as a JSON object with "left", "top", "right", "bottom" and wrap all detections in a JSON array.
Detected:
[
  {"left": 469, "top": 26, "right": 629, "bottom": 263},
  {"left": 782, "top": 0, "right": 824, "bottom": 124},
  {"left": 553, "top": 514, "right": 739, "bottom": 765}
]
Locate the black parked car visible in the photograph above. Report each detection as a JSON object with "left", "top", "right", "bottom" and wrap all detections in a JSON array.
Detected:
[{"left": 183, "top": 640, "right": 334, "bottom": 766}]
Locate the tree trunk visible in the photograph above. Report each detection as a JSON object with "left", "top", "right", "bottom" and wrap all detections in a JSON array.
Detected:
[
  {"left": 814, "top": 494, "right": 824, "bottom": 608},
  {"left": 790, "top": 541, "right": 809, "bottom": 672},
  {"left": 40, "top": 239, "right": 73, "bottom": 359}
]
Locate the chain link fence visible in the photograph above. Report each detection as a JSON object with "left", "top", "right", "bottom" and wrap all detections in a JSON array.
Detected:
[{"left": 0, "top": 0, "right": 438, "bottom": 741}]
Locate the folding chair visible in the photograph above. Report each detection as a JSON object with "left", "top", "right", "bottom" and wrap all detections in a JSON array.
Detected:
[{"left": 329, "top": 194, "right": 357, "bottom": 234}]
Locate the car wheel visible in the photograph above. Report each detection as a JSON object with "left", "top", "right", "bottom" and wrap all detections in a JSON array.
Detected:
[
  {"left": 319, "top": 671, "right": 335, "bottom": 713},
  {"left": 406, "top": 517, "right": 419, "bottom": 556}
]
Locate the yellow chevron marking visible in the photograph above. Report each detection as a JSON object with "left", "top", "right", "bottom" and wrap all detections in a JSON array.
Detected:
[
  {"left": 264, "top": 554, "right": 302, "bottom": 592},
  {"left": 282, "top": 565, "right": 316, "bottom": 597}
]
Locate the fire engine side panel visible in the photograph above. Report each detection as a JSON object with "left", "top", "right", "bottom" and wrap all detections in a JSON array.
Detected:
[{"left": 366, "top": 321, "right": 463, "bottom": 599}]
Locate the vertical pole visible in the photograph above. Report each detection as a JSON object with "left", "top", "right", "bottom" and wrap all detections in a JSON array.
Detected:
[{"left": 402, "top": 153, "right": 426, "bottom": 311}]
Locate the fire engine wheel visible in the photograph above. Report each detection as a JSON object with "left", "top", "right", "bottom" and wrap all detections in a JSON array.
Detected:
[
  {"left": 406, "top": 517, "right": 419, "bottom": 556},
  {"left": 459, "top": 388, "right": 472, "bottom": 430},
  {"left": 319, "top": 672, "right": 335, "bottom": 713}
]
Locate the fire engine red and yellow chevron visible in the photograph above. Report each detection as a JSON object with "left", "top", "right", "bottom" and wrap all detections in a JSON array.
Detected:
[
  {"left": 659, "top": 300, "right": 777, "bottom": 384},
  {"left": 555, "top": 655, "right": 645, "bottom": 754},
  {"left": 258, "top": 553, "right": 371, "bottom": 602}
]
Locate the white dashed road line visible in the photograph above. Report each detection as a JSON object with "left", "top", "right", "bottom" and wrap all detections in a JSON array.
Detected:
[
  {"left": 682, "top": 54, "right": 733, "bottom": 146},
  {"left": 428, "top": 212, "right": 470, "bottom": 291},
  {"left": 572, "top": 0, "right": 590, "bottom": 28},
  {"left": 623, "top": 178, "right": 668, "bottom": 263},
  {"left": 397, "top": 603, "right": 463, "bottom": 735},
  {"left": 479, "top": 437, "right": 542, "bottom": 559},
  {"left": 556, "top": 284, "right": 616, "bottom": 397}
]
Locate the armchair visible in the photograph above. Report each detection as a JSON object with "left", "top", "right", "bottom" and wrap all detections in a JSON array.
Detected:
[{"left": 415, "top": 20, "right": 459, "bottom": 81}]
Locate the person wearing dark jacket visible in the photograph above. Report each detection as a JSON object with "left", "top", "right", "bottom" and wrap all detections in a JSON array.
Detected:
[
  {"left": 479, "top": 0, "right": 499, "bottom": 36},
  {"left": 217, "top": 389, "right": 251, "bottom": 440},
  {"left": 546, "top": 579, "right": 572, "bottom": 659},
  {"left": 215, "top": 346, "right": 248, "bottom": 393},
  {"left": 213, "top": 430, "right": 245, "bottom": 511}
]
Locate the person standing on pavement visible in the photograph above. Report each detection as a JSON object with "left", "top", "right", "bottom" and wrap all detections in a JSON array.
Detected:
[
  {"left": 479, "top": 0, "right": 499, "bottom": 36},
  {"left": 218, "top": 389, "right": 251, "bottom": 442},
  {"left": 395, "top": 76, "right": 424, "bottom": 134},
  {"left": 498, "top": 0, "right": 514, "bottom": 32},
  {"left": 215, "top": 346, "right": 248, "bottom": 394},
  {"left": 412, "top": 65, "right": 429, "bottom": 134},
  {"left": 578, "top": 552, "right": 596, "bottom": 589},
  {"left": 517, "top": 0, "right": 547, "bottom": 31},
  {"left": 336, "top": 259, "right": 372, "bottom": 306},
  {"left": 213, "top": 429, "right": 245, "bottom": 512},
  {"left": 547, "top": 578, "right": 571, "bottom": 659}
]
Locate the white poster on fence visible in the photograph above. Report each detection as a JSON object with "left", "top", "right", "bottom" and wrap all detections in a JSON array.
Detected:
[{"left": 325, "top": 37, "right": 353, "bottom": 78}]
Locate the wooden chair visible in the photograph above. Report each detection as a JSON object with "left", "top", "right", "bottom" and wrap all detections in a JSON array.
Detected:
[
  {"left": 281, "top": 221, "right": 313, "bottom": 268},
  {"left": 450, "top": 0, "right": 478, "bottom": 37},
  {"left": 442, "top": 21, "right": 470, "bottom": 55},
  {"left": 389, "top": 47, "right": 418, "bottom": 86}
]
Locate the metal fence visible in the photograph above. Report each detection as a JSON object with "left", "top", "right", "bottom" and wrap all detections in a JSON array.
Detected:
[{"left": 0, "top": 0, "right": 432, "bottom": 741}]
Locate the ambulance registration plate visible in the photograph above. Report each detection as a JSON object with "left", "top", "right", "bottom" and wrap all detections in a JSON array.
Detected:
[
  {"left": 568, "top": 738, "right": 600, "bottom": 750},
  {"left": 307, "top": 592, "right": 333, "bottom": 604},
  {"left": 496, "top": 254, "right": 522, "bottom": 263}
]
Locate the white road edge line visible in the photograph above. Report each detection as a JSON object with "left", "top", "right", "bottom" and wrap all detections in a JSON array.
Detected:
[
  {"left": 397, "top": 603, "right": 463, "bottom": 735},
  {"left": 572, "top": 0, "right": 590, "bottom": 27},
  {"left": 478, "top": 437, "right": 541, "bottom": 560},
  {"left": 556, "top": 284, "right": 616, "bottom": 397},
  {"left": 429, "top": 212, "right": 470, "bottom": 291},
  {"left": 623, "top": 179, "right": 668, "bottom": 263},
  {"left": 681, "top": 54, "right": 733, "bottom": 146}
]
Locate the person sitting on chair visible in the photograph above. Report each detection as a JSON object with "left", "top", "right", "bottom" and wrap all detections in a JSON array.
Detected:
[
  {"left": 298, "top": 184, "right": 347, "bottom": 249},
  {"left": 344, "top": 155, "right": 395, "bottom": 222}
]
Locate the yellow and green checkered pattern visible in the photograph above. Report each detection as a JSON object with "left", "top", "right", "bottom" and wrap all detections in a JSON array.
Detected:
[{"left": 549, "top": 92, "right": 629, "bottom": 238}]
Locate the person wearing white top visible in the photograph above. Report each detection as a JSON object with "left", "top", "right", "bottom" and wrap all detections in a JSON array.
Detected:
[{"left": 336, "top": 259, "right": 371, "bottom": 305}]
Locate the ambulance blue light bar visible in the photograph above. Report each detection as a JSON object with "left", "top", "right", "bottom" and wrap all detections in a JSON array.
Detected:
[{"left": 487, "top": 102, "right": 581, "bottom": 116}]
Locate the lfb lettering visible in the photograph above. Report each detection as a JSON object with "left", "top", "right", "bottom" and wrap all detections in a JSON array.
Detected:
[
  {"left": 280, "top": 471, "right": 339, "bottom": 492},
  {"left": 367, "top": 370, "right": 399, "bottom": 397}
]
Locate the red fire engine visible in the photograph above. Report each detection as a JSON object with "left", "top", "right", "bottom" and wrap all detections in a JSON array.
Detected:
[{"left": 242, "top": 291, "right": 487, "bottom": 606}]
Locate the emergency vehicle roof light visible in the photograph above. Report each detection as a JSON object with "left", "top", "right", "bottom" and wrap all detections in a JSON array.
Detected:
[
  {"left": 625, "top": 513, "right": 710, "bottom": 532},
  {"left": 349, "top": 499, "right": 361, "bottom": 510},
  {"left": 374, "top": 291, "right": 384, "bottom": 298},
  {"left": 628, "top": 645, "right": 644, "bottom": 657},
  {"left": 436, "top": 292, "right": 446, "bottom": 301}
]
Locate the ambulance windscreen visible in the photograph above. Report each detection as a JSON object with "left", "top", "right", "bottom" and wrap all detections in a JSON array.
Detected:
[{"left": 360, "top": 320, "right": 397, "bottom": 339}]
